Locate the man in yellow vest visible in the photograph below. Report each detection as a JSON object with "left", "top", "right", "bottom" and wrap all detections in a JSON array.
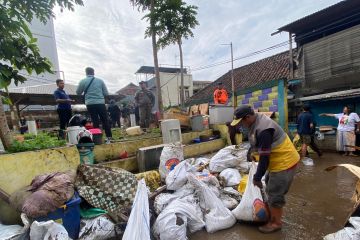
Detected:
[{"left": 231, "top": 105, "right": 299, "bottom": 233}]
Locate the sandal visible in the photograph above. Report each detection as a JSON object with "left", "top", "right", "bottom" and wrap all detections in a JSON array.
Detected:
[{"left": 258, "top": 223, "right": 282, "bottom": 233}]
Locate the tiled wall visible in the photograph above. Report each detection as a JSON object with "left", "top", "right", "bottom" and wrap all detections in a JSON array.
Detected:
[{"left": 237, "top": 86, "right": 280, "bottom": 122}]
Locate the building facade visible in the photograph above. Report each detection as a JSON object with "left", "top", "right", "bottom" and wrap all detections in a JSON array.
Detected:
[{"left": 135, "top": 66, "right": 194, "bottom": 109}]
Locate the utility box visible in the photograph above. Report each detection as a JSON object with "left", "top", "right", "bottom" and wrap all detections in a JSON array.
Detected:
[{"left": 137, "top": 144, "right": 166, "bottom": 172}]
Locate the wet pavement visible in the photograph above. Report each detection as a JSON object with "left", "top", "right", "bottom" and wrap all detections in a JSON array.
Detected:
[{"left": 190, "top": 153, "right": 360, "bottom": 240}]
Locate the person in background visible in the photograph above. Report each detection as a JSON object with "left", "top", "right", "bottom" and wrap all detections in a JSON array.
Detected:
[
  {"left": 231, "top": 105, "right": 299, "bottom": 233},
  {"left": 213, "top": 82, "right": 228, "bottom": 104},
  {"left": 19, "top": 115, "right": 28, "bottom": 134},
  {"left": 297, "top": 105, "right": 322, "bottom": 159},
  {"left": 76, "top": 67, "right": 112, "bottom": 143},
  {"left": 135, "top": 105, "right": 140, "bottom": 126},
  {"left": 54, "top": 79, "right": 74, "bottom": 139},
  {"left": 135, "top": 81, "right": 155, "bottom": 129},
  {"left": 108, "top": 100, "right": 121, "bottom": 128},
  {"left": 320, "top": 106, "right": 360, "bottom": 156},
  {"left": 121, "top": 103, "right": 130, "bottom": 127}
]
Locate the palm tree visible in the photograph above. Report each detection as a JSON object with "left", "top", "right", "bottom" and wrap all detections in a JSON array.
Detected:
[
  {"left": 130, "top": 0, "right": 164, "bottom": 114},
  {"left": 144, "top": 0, "right": 198, "bottom": 108}
]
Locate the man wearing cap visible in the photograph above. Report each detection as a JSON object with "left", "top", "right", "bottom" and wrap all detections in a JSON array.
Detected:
[
  {"left": 135, "top": 81, "right": 155, "bottom": 129},
  {"left": 231, "top": 105, "right": 299, "bottom": 233},
  {"left": 213, "top": 82, "right": 228, "bottom": 104}
]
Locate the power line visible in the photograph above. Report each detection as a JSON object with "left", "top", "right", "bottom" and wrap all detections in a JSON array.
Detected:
[{"left": 191, "top": 41, "right": 289, "bottom": 72}]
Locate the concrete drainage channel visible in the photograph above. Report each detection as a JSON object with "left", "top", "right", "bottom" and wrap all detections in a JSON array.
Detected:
[{"left": 98, "top": 138, "right": 225, "bottom": 173}]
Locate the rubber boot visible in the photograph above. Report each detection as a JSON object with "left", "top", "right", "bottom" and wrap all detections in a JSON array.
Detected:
[{"left": 259, "top": 207, "right": 283, "bottom": 233}]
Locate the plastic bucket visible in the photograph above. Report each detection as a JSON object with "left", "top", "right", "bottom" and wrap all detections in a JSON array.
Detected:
[
  {"left": 36, "top": 192, "right": 81, "bottom": 239},
  {"left": 67, "top": 126, "right": 84, "bottom": 144},
  {"left": 88, "top": 128, "right": 103, "bottom": 145},
  {"left": 77, "top": 143, "right": 95, "bottom": 164},
  {"left": 191, "top": 115, "right": 205, "bottom": 132}
]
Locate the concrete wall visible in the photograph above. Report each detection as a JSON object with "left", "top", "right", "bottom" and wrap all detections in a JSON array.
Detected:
[
  {"left": 0, "top": 147, "right": 79, "bottom": 224},
  {"left": 160, "top": 72, "right": 193, "bottom": 107},
  {"left": 236, "top": 79, "right": 287, "bottom": 129}
]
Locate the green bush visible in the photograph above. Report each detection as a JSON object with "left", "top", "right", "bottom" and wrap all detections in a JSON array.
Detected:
[{"left": 8, "top": 133, "right": 66, "bottom": 153}]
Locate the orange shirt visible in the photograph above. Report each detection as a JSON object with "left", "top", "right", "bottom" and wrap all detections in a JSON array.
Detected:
[{"left": 214, "top": 89, "right": 228, "bottom": 104}]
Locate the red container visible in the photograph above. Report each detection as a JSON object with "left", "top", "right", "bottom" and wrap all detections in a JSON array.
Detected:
[{"left": 88, "top": 128, "right": 103, "bottom": 145}]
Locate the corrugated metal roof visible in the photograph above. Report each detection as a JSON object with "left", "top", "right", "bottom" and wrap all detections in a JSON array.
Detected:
[
  {"left": 297, "top": 88, "right": 360, "bottom": 101},
  {"left": 278, "top": 0, "right": 360, "bottom": 34},
  {"left": 136, "top": 66, "right": 187, "bottom": 74},
  {"left": 8, "top": 83, "right": 78, "bottom": 95}
]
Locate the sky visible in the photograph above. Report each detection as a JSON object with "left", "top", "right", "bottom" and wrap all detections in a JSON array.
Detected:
[{"left": 53, "top": 0, "right": 341, "bottom": 93}]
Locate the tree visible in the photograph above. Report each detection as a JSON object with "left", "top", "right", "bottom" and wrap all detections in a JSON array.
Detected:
[
  {"left": 130, "top": 0, "right": 164, "bottom": 115},
  {"left": 144, "top": 0, "right": 198, "bottom": 108},
  {"left": 0, "top": 0, "right": 83, "bottom": 149}
]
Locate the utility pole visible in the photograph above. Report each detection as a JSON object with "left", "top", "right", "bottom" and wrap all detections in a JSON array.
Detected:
[
  {"left": 221, "top": 42, "right": 236, "bottom": 108},
  {"left": 230, "top": 42, "right": 236, "bottom": 108}
]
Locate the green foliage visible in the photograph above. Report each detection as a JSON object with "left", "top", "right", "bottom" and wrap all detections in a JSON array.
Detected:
[
  {"left": 129, "top": 0, "right": 151, "bottom": 11},
  {"left": 0, "top": 0, "right": 83, "bottom": 89},
  {"left": 8, "top": 133, "right": 66, "bottom": 153},
  {"left": 143, "top": 0, "right": 199, "bottom": 49}
]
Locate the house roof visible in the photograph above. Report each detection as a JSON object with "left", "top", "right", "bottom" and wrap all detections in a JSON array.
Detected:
[
  {"left": 295, "top": 88, "right": 360, "bottom": 102},
  {"left": 5, "top": 83, "right": 124, "bottom": 106},
  {"left": 187, "top": 51, "right": 289, "bottom": 105},
  {"left": 277, "top": 0, "right": 360, "bottom": 34},
  {"left": 116, "top": 83, "right": 140, "bottom": 95},
  {"left": 8, "top": 83, "right": 78, "bottom": 95},
  {"left": 136, "top": 66, "right": 187, "bottom": 74},
  {"left": 193, "top": 80, "right": 213, "bottom": 85}
]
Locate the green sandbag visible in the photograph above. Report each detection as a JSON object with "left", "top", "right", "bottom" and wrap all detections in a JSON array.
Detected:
[{"left": 80, "top": 208, "right": 107, "bottom": 219}]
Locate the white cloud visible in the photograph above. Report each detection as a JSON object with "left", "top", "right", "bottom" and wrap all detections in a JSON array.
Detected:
[{"left": 54, "top": 0, "right": 341, "bottom": 93}]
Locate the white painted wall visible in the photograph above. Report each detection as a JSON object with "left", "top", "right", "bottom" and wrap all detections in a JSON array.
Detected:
[{"left": 159, "top": 72, "right": 193, "bottom": 107}]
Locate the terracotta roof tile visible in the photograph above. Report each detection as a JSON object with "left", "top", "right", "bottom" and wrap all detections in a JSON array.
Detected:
[{"left": 187, "top": 51, "right": 289, "bottom": 104}]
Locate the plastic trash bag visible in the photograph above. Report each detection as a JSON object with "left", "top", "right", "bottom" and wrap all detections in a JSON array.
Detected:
[
  {"left": 78, "top": 216, "right": 117, "bottom": 240},
  {"left": 220, "top": 168, "right": 242, "bottom": 186},
  {"left": 166, "top": 161, "right": 193, "bottom": 190},
  {"left": 188, "top": 173, "right": 236, "bottom": 233},
  {"left": 123, "top": 179, "right": 150, "bottom": 240},
  {"left": 159, "top": 144, "right": 184, "bottom": 181},
  {"left": 30, "top": 220, "right": 69, "bottom": 240},
  {"left": 324, "top": 217, "right": 360, "bottom": 240},
  {"left": 0, "top": 224, "right": 24, "bottom": 240},
  {"left": 209, "top": 145, "right": 249, "bottom": 173},
  {"left": 232, "top": 163, "right": 269, "bottom": 222},
  {"left": 0, "top": 214, "right": 31, "bottom": 240},
  {"left": 153, "top": 196, "right": 205, "bottom": 240},
  {"left": 302, "top": 157, "right": 314, "bottom": 166}
]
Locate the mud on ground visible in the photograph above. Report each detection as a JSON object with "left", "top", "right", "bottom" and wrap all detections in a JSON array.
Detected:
[{"left": 190, "top": 153, "right": 360, "bottom": 240}]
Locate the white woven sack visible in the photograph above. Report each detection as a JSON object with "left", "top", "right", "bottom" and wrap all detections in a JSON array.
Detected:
[
  {"left": 209, "top": 145, "right": 248, "bottom": 172},
  {"left": 232, "top": 162, "right": 264, "bottom": 221},
  {"left": 123, "top": 179, "right": 150, "bottom": 240}
]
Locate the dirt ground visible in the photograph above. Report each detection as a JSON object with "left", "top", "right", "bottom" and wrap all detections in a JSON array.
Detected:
[{"left": 190, "top": 152, "right": 360, "bottom": 240}]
